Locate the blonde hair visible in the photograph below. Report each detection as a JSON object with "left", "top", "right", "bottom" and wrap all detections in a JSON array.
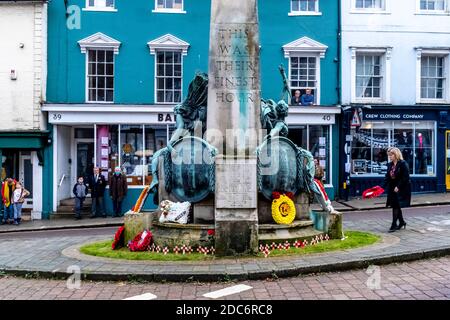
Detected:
[{"left": 387, "top": 147, "right": 403, "bottom": 161}]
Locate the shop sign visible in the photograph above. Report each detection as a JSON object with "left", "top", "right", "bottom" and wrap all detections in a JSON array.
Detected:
[
  {"left": 363, "top": 111, "right": 435, "bottom": 121},
  {"left": 158, "top": 113, "right": 176, "bottom": 123}
]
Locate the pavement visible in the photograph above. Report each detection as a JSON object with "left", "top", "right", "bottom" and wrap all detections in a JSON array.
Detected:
[
  {"left": 0, "top": 205, "right": 450, "bottom": 282},
  {"left": 334, "top": 192, "right": 450, "bottom": 211},
  {"left": 2, "top": 192, "right": 450, "bottom": 234},
  {"left": 1, "top": 256, "right": 449, "bottom": 300}
]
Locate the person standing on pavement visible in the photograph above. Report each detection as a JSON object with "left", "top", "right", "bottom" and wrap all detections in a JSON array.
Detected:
[
  {"left": 1, "top": 178, "right": 16, "bottom": 225},
  {"left": 385, "top": 147, "right": 411, "bottom": 232},
  {"left": 73, "top": 176, "right": 89, "bottom": 220},
  {"left": 87, "top": 167, "right": 107, "bottom": 218},
  {"left": 12, "top": 181, "right": 30, "bottom": 225},
  {"left": 109, "top": 167, "right": 128, "bottom": 217}
]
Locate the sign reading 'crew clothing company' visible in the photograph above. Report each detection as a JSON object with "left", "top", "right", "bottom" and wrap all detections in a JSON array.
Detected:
[{"left": 363, "top": 111, "right": 435, "bottom": 121}]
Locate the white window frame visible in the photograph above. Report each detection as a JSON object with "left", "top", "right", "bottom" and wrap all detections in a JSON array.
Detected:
[
  {"left": 86, "top": 49, "right": 115, "bottom": 103},
  {"left": 148, "top": 34, "right": 190, "bottom": 105},
  {"left": 83, "top": 0, "right": 117, "bottom": 12},
  {"left": 350, "top": 47, "right": 392, "bottom": 104},
  {"left": 283, "top": 37, "right": 328, "bottom": 105},
  {"left": 154, "top": 50, "right": 183, "bottom": 104},
  {"left": 78, "top": 32, "right": 121, "bottom": 104},
  {"left": 288, "top": 56, "right": 319, "bottom": 104},
  {"left": 415, "top": 48, "right": 450, "bottom": 104},
  {"left": 351, "top": 0, "right": 390, "bottom": 14},
  {"left": 289, "top": 0, "right": 322, "bottom": 16},
  {"left": 152, "top": 0, "right": 186, "bottom": 14},
  {"left": 416, "top": 0, "right": 449, "bottom": 14}
]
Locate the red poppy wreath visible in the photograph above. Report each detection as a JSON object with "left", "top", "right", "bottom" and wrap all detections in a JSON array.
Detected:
[
  {"left": 112, "top": 226, "right": 125, "bottom": 250},
  {"left": 128, "top": 230, "right": 153, "bottom": 252}
]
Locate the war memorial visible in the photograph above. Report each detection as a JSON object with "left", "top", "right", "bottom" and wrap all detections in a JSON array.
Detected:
[{"left": 116, "top": 0, "right": 343, "bottom": 258}]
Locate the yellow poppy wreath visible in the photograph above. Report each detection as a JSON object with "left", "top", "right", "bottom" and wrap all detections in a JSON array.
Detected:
[{"left": 271, "top": 194, "right": 296, "bottom": 225}]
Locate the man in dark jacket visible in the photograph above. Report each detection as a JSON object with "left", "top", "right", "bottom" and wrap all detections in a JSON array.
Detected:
[
  {"left": 73, "top": 176, "right": 89, "bottom": 220},
  {"left": 109, "top": 166, "right": 128, "bottom": 217},
  {"left": 87, "top": 167, "right": 107, "bottom": 218}
]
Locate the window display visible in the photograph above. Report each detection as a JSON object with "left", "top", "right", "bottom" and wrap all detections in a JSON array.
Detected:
[
  {"left": 351, "top": 120, "right": 435, "bottom": 176},
  {"left": 288, "top": 125, "right": 331, "bottom": 183},
  {"left": 120, "top": 125, "right": 144, "bottom": 185},
  {"left": 100, "top": 125, "right": 171, "bottom": 186}
]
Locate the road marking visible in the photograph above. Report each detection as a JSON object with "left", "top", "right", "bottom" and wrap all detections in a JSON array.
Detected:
[
  {"left": 123, "top": 293, "right": 157, "bottom": 300},
  {"left": 427, "top": 227, "right": 444, "bottom": 232},
  {"left": 203, "top": 284, "right": 253, "bottom": 299},
  {"left": 430, "top": 219, "right": 450, "bottom": 226}
]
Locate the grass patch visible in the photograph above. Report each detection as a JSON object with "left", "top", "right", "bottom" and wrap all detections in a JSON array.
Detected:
[
  {"left": 80, "top": 231, "right": 380, "bottom": 261},
  {"left": 80, "top": 241, "right": 215, "bottom": 262},
  {"left": 259, "top": 231, "right": 380, "bottom": 257}
]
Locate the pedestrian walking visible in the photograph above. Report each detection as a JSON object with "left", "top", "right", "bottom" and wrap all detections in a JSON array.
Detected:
[
  {"left": 385, "top": 147, "right": 411, "bottom": 232},
  {"left": 73, "top": 176, "right": 89, "bottom": 220},
  {"left": 87, "top": 167, "right": 107, "bottom": 218},
  {"left": 1, "top": 178, "right": 16, "bottom": 225},
  {"left": 109, "top": 166, "right": 128, "bottom": 217},
  {"left": 12, "top": 181, "right": 30, "bottom": 225}
]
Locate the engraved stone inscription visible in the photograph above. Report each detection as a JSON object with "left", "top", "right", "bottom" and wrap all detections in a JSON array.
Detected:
[
  {"left": 216, "top": 161, "right": 257, "bottom": 209},
  {"left": 212, "top": 24, "right": 259, "bottom": 105}
]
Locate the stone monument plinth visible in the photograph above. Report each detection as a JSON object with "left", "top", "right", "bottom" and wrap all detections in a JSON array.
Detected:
[{"left": 207, "top": 0, "right": 261, "bottom": 256}]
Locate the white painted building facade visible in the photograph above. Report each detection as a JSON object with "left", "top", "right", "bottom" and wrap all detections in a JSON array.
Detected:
[
  {"left": 0, "top": 0, "right": 48, "bottom": 218},
  {"left": 341, "top": 0, "right": 450, "bottom": 197},
  {"left": 342, "top": 0, "right": 450, "bottom": 105}
]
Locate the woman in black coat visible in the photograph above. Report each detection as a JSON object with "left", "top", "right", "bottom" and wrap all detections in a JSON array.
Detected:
[{"left": 384, "top": 147, "right": 411, "bottom": 232}]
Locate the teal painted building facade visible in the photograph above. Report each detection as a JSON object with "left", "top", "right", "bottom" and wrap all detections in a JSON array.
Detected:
[{"left": 43, "top": 0, "right": 340, "bottom": 216}]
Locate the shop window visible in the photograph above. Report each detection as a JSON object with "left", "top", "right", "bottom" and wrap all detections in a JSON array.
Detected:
[
  {"left": 351, "top": 121, "right": 435, "bottom": 176},
  {"left": 87, "top": 49, "right": 115, "bottom": 103},
  {"left": 288, "top": 125, "right": 330, "bottom": 184},
  {"left": 156, "top": 50, "right": 183, "bottom": 104},
  {"left": 144, "top": 126, "right": 168, "bottom": 186},
  {"left": 98, "top": 125, "right": 172, "bottom": 186},
  {"left": 108, "top": 125, "right": 119, "bottom": 181},
  {"left": 1, "top": 151, "right": 18, "bottom": 181},
  {"left": 120, "top": 125, "right": 144, "bottom": 186}
]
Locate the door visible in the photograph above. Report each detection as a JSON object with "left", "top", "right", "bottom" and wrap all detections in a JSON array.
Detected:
[
  {"left": 76, "top": 140, "right": 95, "bottom": 182},
  {"left": 446, "top": 131, "right": 450, "bottom": 190},
  {"left": 19, "top": 154, "right": 33, "bottom": 209}
]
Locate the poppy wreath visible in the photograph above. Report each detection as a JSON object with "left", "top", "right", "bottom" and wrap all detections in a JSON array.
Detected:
[
  {"left": 362, "top": 185, "right": 385, "bottom": 199},
  {"left": 112, "top": 226, "right": 125, "bottom": 250},
  {"left": 271, "top": 192, "right": 296, "bottom": 225},
  {"left": 128, "top": 230, "right": 153, "bottom": 252}
]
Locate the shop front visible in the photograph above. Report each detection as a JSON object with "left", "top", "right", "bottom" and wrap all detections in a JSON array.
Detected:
[
  {"left": 43, "top": 105, "right": 175, "bottom": 215},
  {"left": 43, "top": 104, "right": 342, "bottom": 214},
  {"left": 286, "top": 106, "right": 341, "bottom": 199},
  {"left": 0, "top": 132, "right": 50, "bottom": 219},
  {"left": 340, "top": 106, "right": 449, "bottom": 198}
]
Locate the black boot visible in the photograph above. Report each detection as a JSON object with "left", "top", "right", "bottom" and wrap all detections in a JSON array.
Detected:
[
  {"left": 396, "top": 209, "right": 406, "bottom": 230},
  {"left": 389, "top": 208, "right": 399, "bottom": 232}
]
